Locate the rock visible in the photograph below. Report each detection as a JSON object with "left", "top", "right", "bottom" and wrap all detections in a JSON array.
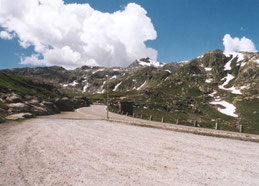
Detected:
[
  {"left": 5, "top": 93, "right": 22, "bottom": 103},
  {"left": 41, "top": 101, "right": 60, "bottom": 113},
  {"left": 30, "top": 105, "right": 48, "bottom": 115},
  {"left": 30, "top": 101, "right": 59, "bottom": 115},
  {"left": 28, "top": 98, "right": 40, "bottom": 105},
  {"left": 72, "top": 96, "right": 90, "bottom": 109},
  {"left": 7, "top": 103, "right": 30, "bottom": 113},
  {"left": 54, "top": 97, "right": 74, "bottom": 111},
  {"left": 6, "top": 113, "right": 32, "bottom": 120}
]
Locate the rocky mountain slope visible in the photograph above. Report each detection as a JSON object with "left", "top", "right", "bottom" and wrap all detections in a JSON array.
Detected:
[
  {"left": 129, "top": 50, "right": 259, "bottom": 133},
  {"left": 0, "top": 71, "right": 89, "bottom": 122},
  {"left": 4, "top": 57, "right": 182, "bottom": 94},
  {"left": 3, "top": 50, "right": 259, "bottom": 133}
]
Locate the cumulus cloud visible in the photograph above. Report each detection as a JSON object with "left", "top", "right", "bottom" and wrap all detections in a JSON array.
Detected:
[
  {"left": 0, "top": 31, "right": 15, "bottom": 40},
  {"left": 0, "top": 0, "right": 157, "bottom": 69},
  {"left": 223, "top": 34, "right": 257, "bottom": 54}
]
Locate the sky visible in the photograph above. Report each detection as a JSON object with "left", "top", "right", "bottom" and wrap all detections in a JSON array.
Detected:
[{"left": 0, "top": 0, "right": 258, "bottom": 69}]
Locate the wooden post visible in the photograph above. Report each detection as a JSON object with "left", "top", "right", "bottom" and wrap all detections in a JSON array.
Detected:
[
  {"left": 106, "top": 76, "right": 109, "bottom": 119},
  {"left": 133, "top": 113, "right": 135, "bottom": 118},
  {"left": 141, "top": 114, "right": 143, "bottom": 119},
  {"left": 239, "top": 125, "right": 243, "bottom": 133},
  {"left": 194, "top": 120, "right": 197, "bottom": 127},
  {"left": 215, "top": 122, "right": 218, "bottom": 130},
  {"left": 126, "top": 112, "right": 128, "bottom": 116},
  {"left": 161, "top": 117, "right": 164, "bottom": 123},
  {"left": 149, "top": 115, "right": 152, "bottom": 121},
  {"left": 176, "top": 119, "right": 179, "bottom": 125}
]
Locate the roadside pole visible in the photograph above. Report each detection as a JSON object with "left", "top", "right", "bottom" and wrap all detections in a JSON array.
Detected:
[{"left": 106, "top": 75, "right": 109, "bottom": 119}]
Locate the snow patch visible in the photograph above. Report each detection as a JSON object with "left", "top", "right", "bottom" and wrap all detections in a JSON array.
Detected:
[
  {"left": 205, "top": 79, "right": 213, "bottom": 83},
  {"left": 137, "top": 80, "right": 147, "bottom": 90},
  {"left": 197, "top": 54, "right": 204, "bottom": 59},
  {"left": 93, "top": 68, "right": 105, "bottom": 74},
  {"left": 219, "top": 74, "right": 234, "bottom": 89},
  {"left": 224, "top": 52, "right": 246, "bottom": 69},
  {"left": 83, "top": 83, "right": 89, "bottom": 92},
  {"left": 208, "top": 91, "right": 217, "bottom": 97},
  {"left": 229, "top": 88, "right": 242, "bottom": 95},
  {"left": 218, "top": 74, "right": 242, "bottom": 94},
  {"left": 255, "top": 59, "right": 259, "bottom": 64},
  {"left": 210, "top": 100, "right": 238, "bottom": 117},
  {"left": 240, "top": 86, "right": 248, "bottom": 89},
  {"left": 113, "top": 82, "right": 122, "bottom": 91},
  {"left": 224, "top": 58, "right": 233, "bottom": 71},
  {"left": 110, "top": 75, "right": 117, "bottom": 80},
  {"left": 97, "top": 81, "right": 106, "bottom": 94},
  {"left": 179, "top": 60, "right": 189, "bottom": 63},
  {"left": 63, "top": 80, "right": 78, "bottom": 87},
  {"left": 205, "top": 67, "right": 212, "bottom": 71},
  {"left": 165, "top": 69, "right": 171, "bottom": 73},
  {"left": 224, "top": 52, "right": 244, "bottom": 62},
  {"left": 71, "top": 80, "right": 78, "bottom": 86}
]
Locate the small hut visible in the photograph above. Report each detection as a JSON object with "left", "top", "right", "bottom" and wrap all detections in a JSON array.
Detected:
[{"left": 119, "top": 101, "right": 133, "bottom": 115}]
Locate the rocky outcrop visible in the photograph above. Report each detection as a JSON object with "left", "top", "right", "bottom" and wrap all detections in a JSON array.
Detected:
[
  {"left": 54, "top": 97, "right": 90, "bottom": 111},
  {"left": 0, "top": 93, "right": 90, "bottom": 121},
  {"left": 8, "top": 103, "right": 30, "bottom": 113},
  {"left": 54, "top": 97, "right": 75, "bottom": 111},
  {"left": 4, "top": 93, "right": 22, "bottom": 103},
  {"left": 6, "top": 113, "right": 32, "bottom": 120}
]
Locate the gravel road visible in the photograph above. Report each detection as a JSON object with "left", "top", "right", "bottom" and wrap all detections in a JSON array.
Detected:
[{"left": 0, "top": 105, "right": 259, "bottom": 185}]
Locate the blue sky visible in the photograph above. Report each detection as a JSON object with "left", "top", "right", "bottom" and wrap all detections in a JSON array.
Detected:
[{"left": 0, "top": 0, "right": 258, "bottom": 69}]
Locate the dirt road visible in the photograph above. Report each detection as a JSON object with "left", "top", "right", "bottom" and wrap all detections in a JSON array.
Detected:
[{"left": 0, "top": 105, "right": 259, "bottom": 185}]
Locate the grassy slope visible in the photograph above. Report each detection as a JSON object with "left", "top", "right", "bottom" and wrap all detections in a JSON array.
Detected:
[
  {"left": 0, "top": 71, "right": 63, "bottom": 100},
  {"left": 107, "top": 51, "right": 259, "bottom": 134}
]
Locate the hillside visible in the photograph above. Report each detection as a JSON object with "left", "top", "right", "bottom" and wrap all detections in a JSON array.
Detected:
[
  {"left": 4, "top": 58, "right": 182, "bottom": 94},
  {"left": 128, "top": 50, "right": 259, "bottom": 133},
  {"left": 3, "top": 50, "right": 259, "bottom": 133},
  {"left": 0, "top": 71, "right": 89, "bottom": 122}
]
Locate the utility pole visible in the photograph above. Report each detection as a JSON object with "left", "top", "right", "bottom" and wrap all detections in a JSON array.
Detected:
[{"left": 106, "top": 75, "right": 109, "bottom": 119}]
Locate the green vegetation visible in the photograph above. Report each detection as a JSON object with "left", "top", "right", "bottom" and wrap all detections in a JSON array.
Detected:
[
  {"left": 237, "top": 98, "right": 259, "bottom": 134},
  {"left": 2, "top": 50, "right": 258, "bottom": 134},
  {"left": 0, "top": 71, "right": 62, "bottom": 100}
]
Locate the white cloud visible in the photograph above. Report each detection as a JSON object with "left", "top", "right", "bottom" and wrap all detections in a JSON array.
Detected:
[
  {"left": 0, "top": 31, "right": 14, "bottom": 40},
  {"left": 223, "top": 34, "right": 257, "bottom": 54},
  {"left": 0, "top": 0, "right": 157, "bottom": 69}
]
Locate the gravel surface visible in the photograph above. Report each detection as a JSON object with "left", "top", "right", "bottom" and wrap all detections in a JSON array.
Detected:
[{"left": 0, "top": 105, "right": 259, "bottom": 185}]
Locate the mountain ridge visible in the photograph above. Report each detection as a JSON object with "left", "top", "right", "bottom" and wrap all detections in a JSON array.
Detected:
[{"left": 2, "top": 50, "right": 259, "bottom": 133}]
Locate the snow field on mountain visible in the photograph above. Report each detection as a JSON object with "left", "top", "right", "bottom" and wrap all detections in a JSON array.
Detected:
[{"left": 210, "top": 100, "right": 238, "bottom": 117}]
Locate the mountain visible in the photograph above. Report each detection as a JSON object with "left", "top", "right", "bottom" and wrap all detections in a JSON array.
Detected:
[
  {"left": 130, "top": 50, "right": 259, "bottom": 133},
  {"left": 3, "top": 50, "right": 259, "bottom": 134},
  {"left": 4, "top": 58, "right": 182, "bottom": 94}
]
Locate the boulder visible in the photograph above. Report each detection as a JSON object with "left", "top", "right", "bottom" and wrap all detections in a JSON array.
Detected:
[
  {"left": 30, "top": 102, "right": 59, "bottom": 116},
  {"left": 28, "top": 98, "right": 40, "bottom": 105},
  {"left": 30, "top": 105, "right": 48, "bottom": 115},
  {"left": 41, "top": 101, "right": 60, "bottom": 114},
  {"left": 5, "top": 93, "right": 22, "bottom": 103},
  {"left": 54, "top": 97, "right": 74, "bottom": 111},
  {"left": 7, "top": 103, "right": 30, "bottom": 113},
  {"left": 72, "top": 96, "right": 90, "bottom": 109},
  {"left": 6, "top": 113, "right": 32, "bottom": 120}
]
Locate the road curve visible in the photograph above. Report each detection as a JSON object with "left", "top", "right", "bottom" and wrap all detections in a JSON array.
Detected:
[{"left": 0, "top": 105, "right": 259, "bottom": 185}]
